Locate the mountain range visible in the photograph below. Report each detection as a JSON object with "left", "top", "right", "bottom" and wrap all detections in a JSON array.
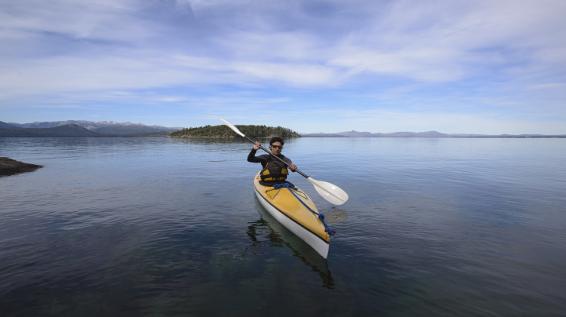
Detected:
[{"left": 0, "top": 121, "right": 179, "bottom": 137}]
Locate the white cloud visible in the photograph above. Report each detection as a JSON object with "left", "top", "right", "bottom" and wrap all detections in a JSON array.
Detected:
[
  {"left": 0, "top": 0, "right": 156, "bottom": 42},
  {"left": 329, "top": 48, "right": 466, "bottom": 82},
  {"left": 215, "top": 31, "right": 323, "bottom": 61},
  {"left": 0, "top": 54, "right": 197, "bottom": 95},
  {"left": 231, "top": 61, "right": 336, "bottom": 86},
  {"left": 2, "top": 0, "right": 566, "bottom": 91},
  {"left": 0, "top": 51, "right": 339, "bottom": 100}
]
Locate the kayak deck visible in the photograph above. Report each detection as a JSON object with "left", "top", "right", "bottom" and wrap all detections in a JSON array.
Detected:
[{"left": 254, "top": 174, "right": 330, "bottom": 258}]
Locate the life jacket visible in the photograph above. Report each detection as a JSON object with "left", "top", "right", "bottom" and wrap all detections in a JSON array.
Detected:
[{"left": 260, "top": 157, "right": 289, "bottom": 183}]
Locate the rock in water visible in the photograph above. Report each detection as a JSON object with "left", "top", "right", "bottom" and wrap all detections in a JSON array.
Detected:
[{"left": 0, "top": 157, "right": 42, "bottom": 177}]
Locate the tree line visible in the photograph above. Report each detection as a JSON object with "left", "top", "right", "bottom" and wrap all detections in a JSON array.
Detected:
[{"left": 170, "top": 125, "right": 300, "bottom": 138}]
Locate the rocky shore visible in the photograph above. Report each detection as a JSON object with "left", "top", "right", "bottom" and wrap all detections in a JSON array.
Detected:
[{"left": 0, "top": 157, "right": 42, "bottom": 177}]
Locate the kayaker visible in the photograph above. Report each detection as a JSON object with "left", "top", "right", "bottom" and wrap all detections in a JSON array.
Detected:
[{"left": 247, "top": 136, "right": 297, "bottom": 185}]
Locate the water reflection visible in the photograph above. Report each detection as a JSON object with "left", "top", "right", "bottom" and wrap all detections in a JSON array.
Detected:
[{"left": 247, "top": 201, "right": 335, "bottom": 289}]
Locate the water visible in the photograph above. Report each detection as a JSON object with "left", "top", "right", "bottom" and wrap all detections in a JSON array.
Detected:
[{"left": 1, "top": 137, "right": 565, "bottom": 316}]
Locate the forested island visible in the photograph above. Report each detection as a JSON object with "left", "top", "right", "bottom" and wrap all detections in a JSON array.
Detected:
[{"left": 170, "top": 125, "right": 300, "bottom": 138}]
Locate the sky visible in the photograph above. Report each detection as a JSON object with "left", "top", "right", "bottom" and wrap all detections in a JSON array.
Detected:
[{"left": 1, "top": 0, "right": 566, "bottom": 133}]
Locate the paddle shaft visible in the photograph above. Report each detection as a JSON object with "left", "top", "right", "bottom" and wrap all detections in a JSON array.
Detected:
[{"left": 244, "top": 136, "right": 310, "bottom": 178}]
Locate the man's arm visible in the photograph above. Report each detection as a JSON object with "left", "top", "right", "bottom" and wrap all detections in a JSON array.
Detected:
[
  {"left": 247, "top": 149, "right": 268, "bottom": 163},
  {"left": 282, "top": 156, "right": 298, "bottom": 172}
]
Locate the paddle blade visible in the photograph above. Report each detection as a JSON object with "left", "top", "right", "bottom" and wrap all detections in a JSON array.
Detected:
[
  {"left": 219, "top": 118, "right": 245, "bottom": 137},
  {"left": 307, "top": 177, "right": 349, "bottom": 206}
]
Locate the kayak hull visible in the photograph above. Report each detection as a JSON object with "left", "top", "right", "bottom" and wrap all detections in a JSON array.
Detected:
[{"left": 254, "top": 175, "right": 330, "bottom": 258}]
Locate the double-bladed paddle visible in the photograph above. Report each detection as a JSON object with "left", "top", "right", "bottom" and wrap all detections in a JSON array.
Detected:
[{"left": 220, "top": 118, "right": 349, "bottom": 206}]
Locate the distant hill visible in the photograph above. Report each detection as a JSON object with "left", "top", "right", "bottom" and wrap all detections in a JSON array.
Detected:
[
  {"left": 89, "top": 124, "right": 176, "bottom": 136},
  {"left": 0, "top": 121, "right": 16, "bottom": 129},
  {"left": 381, "top": 131, "right": 447, "bottom": 137},
  {"left": 302, "top": 130, "right": 452, "bottom": 137},
  {"left": 0, "top": 124, "right": 100, "bottom": 137},
  {"left": 338, "top": 130, "right": 374, "bottom": 137},
  {"left": 302, "top": 130, "right": 566, "bottom": 138},
  {"left": 3, "top": 120, "right": 178, "bottom": 136},
  {"left": 171, "top": 125, "right": 300, "bottom": 138}
]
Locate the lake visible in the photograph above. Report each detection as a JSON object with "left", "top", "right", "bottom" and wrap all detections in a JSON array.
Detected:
[{"left": 1, "top": 137, "right": 565, "bottom": 316}]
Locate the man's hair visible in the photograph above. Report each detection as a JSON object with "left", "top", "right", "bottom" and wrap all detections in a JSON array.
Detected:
[{"left": 269, "top": 136, "right": 284, "bottom": 146}]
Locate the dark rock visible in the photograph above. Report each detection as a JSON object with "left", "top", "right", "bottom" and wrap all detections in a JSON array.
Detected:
[{"left": 0, "top": 157, "right": 43, "bottom": 177}]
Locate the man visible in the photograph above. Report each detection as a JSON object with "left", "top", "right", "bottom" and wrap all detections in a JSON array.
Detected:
[{"left": 247, "top": 136, "right": 297, "bottom": 185}]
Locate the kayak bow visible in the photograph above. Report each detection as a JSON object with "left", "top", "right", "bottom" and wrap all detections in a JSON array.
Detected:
[{"left": 254, "top": 174, "right": 330, "bottom": 258}]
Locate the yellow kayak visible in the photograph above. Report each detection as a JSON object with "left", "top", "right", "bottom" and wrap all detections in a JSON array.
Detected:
[{"left": 254, "top": 174, "right": 330, "bottom": 258}]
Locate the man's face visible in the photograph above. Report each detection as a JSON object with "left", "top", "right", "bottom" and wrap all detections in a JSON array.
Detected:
[{"left": 270, "top": 142, "right": 283, "bottom": 155}]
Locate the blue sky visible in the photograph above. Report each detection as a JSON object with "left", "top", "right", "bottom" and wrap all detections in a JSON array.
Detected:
[{"left": 1, "top": 0, "right": 565, "bottom": 133}]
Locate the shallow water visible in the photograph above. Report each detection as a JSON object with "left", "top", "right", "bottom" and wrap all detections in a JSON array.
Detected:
[{"left": 1, "top": 137, "right": 565, "bottom": 316}]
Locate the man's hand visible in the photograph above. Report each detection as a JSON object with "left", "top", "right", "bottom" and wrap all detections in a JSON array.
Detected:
[
  {"left": 253, "top": 141, "right": 261, "bottom": 150},
  {"left": 289, "top": 163, "right": 298, "bottom": 172}
]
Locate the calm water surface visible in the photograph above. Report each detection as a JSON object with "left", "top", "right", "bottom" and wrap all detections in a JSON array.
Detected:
[{"left": 1, "top": 137, "right": 565, "bottom": 316}]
